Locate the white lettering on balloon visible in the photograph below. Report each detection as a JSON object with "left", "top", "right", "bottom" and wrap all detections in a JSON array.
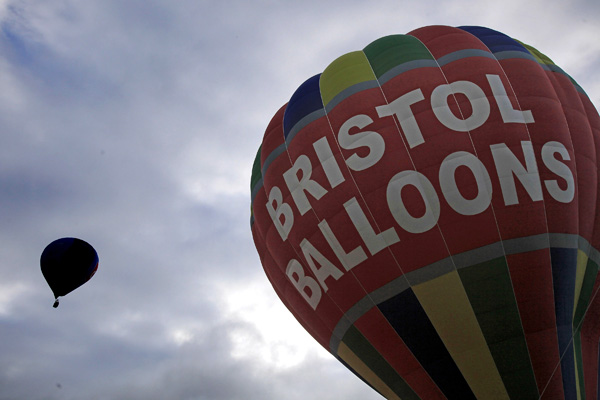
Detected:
[{"left": 267, "top": 74, "right": 574, "bottom": 310}]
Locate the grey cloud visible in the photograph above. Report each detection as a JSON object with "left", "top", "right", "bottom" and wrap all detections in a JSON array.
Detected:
[{"left": 0, "top": 1, "right": 598, "bottom": 400}]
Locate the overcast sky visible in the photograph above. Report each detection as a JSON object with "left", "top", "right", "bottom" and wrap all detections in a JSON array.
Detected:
[{"left": 0, "top": 1, "right": 599, "bottom": 399}]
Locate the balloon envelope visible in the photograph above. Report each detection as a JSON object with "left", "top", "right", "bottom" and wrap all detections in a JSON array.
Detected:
[
  {"left": 251, "top": 26, "right": 600, "bottom": 399},
  {"left": 41, "top": 237, "right": 99, "bottom": 302}
]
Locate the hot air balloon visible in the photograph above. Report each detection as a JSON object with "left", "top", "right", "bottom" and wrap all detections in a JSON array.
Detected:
[
  {"left": 41, "top": 237, "right": 99, "bottom": 308},
  {"left": 250, "top": 25, "right": 600, "bottom": 399}
]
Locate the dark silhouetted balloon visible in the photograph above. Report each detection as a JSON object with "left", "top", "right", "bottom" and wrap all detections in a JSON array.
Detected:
[
  {"left": 251, "top": 25, "right": 600, "bottom": 399},
  {"left": 41, "top": 237, "right": 98, "bottom": 308}
]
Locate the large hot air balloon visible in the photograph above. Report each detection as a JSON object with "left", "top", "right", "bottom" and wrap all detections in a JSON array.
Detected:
[
  {"left": 250, "top": 25, "right": 600, "bottom": 399},
  {"left": 41, "top": 237, "right": 99, "bottom": 308}
]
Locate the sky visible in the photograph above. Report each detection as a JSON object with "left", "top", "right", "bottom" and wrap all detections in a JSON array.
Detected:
[{"left": 0, "top": 1, "right": 598, "bottom": 399}]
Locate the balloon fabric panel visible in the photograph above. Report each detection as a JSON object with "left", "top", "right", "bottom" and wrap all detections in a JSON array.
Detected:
[
  {"left": 250, "top": 25, "right": 600, "bottom": 399},
  {"left": 411, "top": 25, "right": 555, "bottom": 398},
  {"left": 456, "top": 26, "right": 581, "bottom": 398}
]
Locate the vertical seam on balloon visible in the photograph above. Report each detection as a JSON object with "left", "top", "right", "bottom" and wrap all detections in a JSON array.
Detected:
[
  {"left": 575, "top": 98, "right": 600, "bottom": 399},
  {"left": 509, "top": 54, "right": 583, "bottom": 400},
  {"left": 405, "top": 30, "right": 518, "bottom": 399},
  {"left": 463, "top": 30, "right": 552, "bottom": 399},
  {"left": 535, "top": 53, "right": 600, "bottom": 400},
  {"left": 356, "top": 38, "right": 459, "bottom": 396},
  {"left": 344, "top": 46, "right": 456, "bottom": 397},
  {"left": 460, "top": 28, "right": 593, "bottom": 399},
  {"left": 258, "top": 109, "right": 345, "bottom": 353},
  {"left": 552, "top": 63, "right": 600, "bottom": 399},
  {"left": 253, "top": 113, "right": 324, "bottom": 346},
  {"left": 490, "top": 60, "right": 562, "bottom": 398},
  {"left": 317, "top": 69, "right": 424, "bottom": 400},
  {"left": 277, "top": 75, "right": 406, "bottom": 398},
  {"left": 582, "top": 70, "right": 600, "bottom": 398},
  {"left": 316, "top": 49, "right": 441, "bottom": 398},
  {"left": 318, "top": 56, "right": 412, "bottom": 290},
  {"left": 361, "top": 30, "right": 505, "bottom": 399},
  {"left": 365, "top": 36, "right": 459, "bottom": 289},
  {"left": 551, "top": 94, "right": 598, "bottom": 397},
  {"left": 280, "top": 106, "right": 360, "bottom": 353},
  {"left": 518, "top": 51, "right": 584, "bottom": 400}
]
